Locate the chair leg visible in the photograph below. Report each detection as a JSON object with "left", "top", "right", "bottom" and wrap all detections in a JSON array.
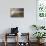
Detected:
[
  {"left": 5, "top": 41, "right": 7, "bottom": 46},
  {"left": 4, "top": 33, "right": 7, "bottom": 46}
]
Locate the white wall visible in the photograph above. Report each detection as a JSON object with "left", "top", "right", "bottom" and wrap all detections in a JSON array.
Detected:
[{"left": 0, "top": 0, "right": 36, "bottom": 42}]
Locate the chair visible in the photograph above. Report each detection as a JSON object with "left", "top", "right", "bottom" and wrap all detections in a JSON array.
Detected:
[
  {"left": 4, "top": 27, "right": 19, "bottom": 46},
  {"left": 4, "top": 33, "right": 18, "bottom": 46}
]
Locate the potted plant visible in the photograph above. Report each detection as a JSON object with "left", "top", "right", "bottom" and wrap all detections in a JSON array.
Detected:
[{"left": 33, "top": 32, "right": 46, "bottom": 43}]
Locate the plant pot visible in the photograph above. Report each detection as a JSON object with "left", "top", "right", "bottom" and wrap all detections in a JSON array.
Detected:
[
  {"left": 37, "top": 39, "right": 40, "bottom": 43},
  {"left": 37, "top": 39, "right": 45, "bottom": 44}
]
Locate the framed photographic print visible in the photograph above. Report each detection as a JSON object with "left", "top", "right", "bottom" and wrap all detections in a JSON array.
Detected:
[{"left": 10, "top": 8, "right": 24, "bottom": 17}]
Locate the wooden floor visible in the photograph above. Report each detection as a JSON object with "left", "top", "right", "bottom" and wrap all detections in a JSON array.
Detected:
[{"left": 0, "top": 42, "right": 46, "bottom": 46}]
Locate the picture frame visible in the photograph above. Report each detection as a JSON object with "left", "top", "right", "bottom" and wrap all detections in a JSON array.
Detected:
[{"left": 10, "top": 8, "right": 24, "bottom": 17}]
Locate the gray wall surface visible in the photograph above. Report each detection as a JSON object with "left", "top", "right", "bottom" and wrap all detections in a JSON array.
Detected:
[{"left": 0, "top": 0, "right": 37, "bottom": 42}]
